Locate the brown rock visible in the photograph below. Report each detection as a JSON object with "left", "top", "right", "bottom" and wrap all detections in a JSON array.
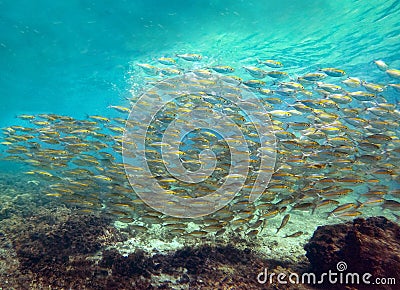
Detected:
[{"left": 304, "top": 216, "right": 400, "bottom": 289}]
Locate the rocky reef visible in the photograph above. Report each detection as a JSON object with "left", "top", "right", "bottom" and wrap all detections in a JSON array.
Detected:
[
  {"left": 1, "top": 181, "right": 399, "bottom": 290},
  {"left": 99, "top": 244, "right": 312, "bottom": 289},
  {"left": 0, "top": 205, "right": 309, "bottom": 289},
  {"left": 0, "top": 208, "right": 125, "bottom": 288},
  {"left": 305, "top": 216, "right": 400, "bottom": 290}
]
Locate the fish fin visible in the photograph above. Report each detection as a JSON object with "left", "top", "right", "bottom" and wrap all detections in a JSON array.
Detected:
[
  {"left": 311, "top": 203, "right": 318, "bottom": 215},
  {"left": 356, "top": 200, "right": 364, "bottom": 209}
]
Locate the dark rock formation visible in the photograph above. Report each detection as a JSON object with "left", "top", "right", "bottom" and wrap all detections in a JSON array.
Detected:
[
  {"left": 15, "top": 213, "right": 124, "bottom": 272},
  {"left": 1, "top": 203, "right": 320, "bottom": 289},
  {"left": 304, "top": 216, "right": 400, "bottom": 290},
  {"left": 5, "top": 210, "right": 131, "bottom": 289},
  {"left": 3, "top": 208, "right": 311, "bottom": 289},
  {"left": 98, "top": 244, "right": 310, "bottom": 289}
]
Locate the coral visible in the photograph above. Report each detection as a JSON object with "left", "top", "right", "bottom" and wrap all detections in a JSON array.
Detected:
[{"left": 304, "top": 216, "right": 400, "bottom": 290}]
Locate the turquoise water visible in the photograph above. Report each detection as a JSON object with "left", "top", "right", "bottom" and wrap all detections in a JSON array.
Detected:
[
  {"left": 0, "top": 1, "right": 399, "bottom": 215},
  {"left": 2, "top": 2, "right": 400, "bottom": 287},
  {"left": 1, "top": 0, "right": 399, "bottom": 129}
]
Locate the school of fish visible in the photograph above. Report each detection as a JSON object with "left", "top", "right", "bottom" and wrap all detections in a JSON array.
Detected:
[{"left": 1, "top": 54, "right": 400, "bottom": 240}]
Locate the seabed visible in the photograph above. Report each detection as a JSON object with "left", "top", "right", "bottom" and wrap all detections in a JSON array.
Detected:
[{"left": 0, "top": 172, "right": 398, "bottom": 289}]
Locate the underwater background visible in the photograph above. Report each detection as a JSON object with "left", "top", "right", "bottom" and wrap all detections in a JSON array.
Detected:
[
  {"left": 1, "top": 0, "right": 399, "bottom": 129},
  {"left": 0, "top": 0, "right": 400, "bottom": 289}
]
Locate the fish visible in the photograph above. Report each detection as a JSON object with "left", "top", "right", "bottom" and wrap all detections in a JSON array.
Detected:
[
  {"left": 362, "top": 81, "right": 386, "bottom": 93},
  {"left": 176, "top": 53, "right": 202, "bottom": 61},
  {"left": 211, "top": 65, "right": 235, "bottom": 74},
  {"left": 243, "top": 79, "right": 266, "bottom": 88},
  {"left": 366, "top": 133, "right": 392, "bottom": 144},
  {"left": 137, "top": 63, "right": 159, "bottom": 75},
  {"left": 2, "top": 55, "right": 400, "bottom": 243},
  {"left": 292, "top": 202, "right": 314, "bottom": 211},
  {"left": 342, "top": 77, "right": 362, "bottom": 87},
  {"left": 386, "top": 69, "right": 400, "bottom": 79},
  {"left": 313, "top": 199, "right": 340, "bottom": 212},
  {"left": 269, "top": 110, "right": 292, "bottom": 119},
  {"left": 317, "top": 82, "right": 343, "bottom": 93},
  {"left": 258, "top": 59, "right": 283, "bottom": 68},
  {"left": 276, "top": 214, "right": 290, "bottom": 234},
  {"left": 349, "top": 91, "right": 376, "bottom": 101},
  {"left": 275, "top": 88, "right": 297, "bottom": 96},
  {"left": 160, "top": 67, "right": 182, "bottom": 76},
  {"left": 283, "top": 231, "right": 303, "bottom": 238},
  {"left": 362, "top": 197, "right": 385, "bottom": 207},
  {"left": 263, "top": 208, "right": 281, "bottom": 219},
  {"left": 388, "top": 84, "right": 400, "bottom": 92},
  {"left": 319, "top": 67, "right": 346, "bottom": 77},
  {"left": 266, "top": 71, "right": 288, "bottom": 79},
  {"left": 192, "top": 69, "right": 212, "bottom": 77},
  {"left": 333, "top": 211, "right": 363, "bottom": 218},
  {"left": 247, "top": 229, "right": 259, "bottom": 236},
  {"left": 157, "top": 57, "right": 176, "bottom": 65},
  {"left": 322, "top": 188, "right": 353, "bottom": 198},
  {"left": 17, "top": 114, "right": 35, "bottom": 120},
  {"left": 243, "top": 66, "right": 268, "bottom": 78},
  {"left": 373, "top": 60, "right": 389, "bottom": 71},
  {"left": 329, "top": 203, "right": 361, "bottom": 217},
  {"left": 382, "top": 200, "right": 400, "bottom": 211},
  {"left": 301, "top": 72, "right": 327, "bottom": 81},
  {"left": 279, "top": 81, "right": 304, "bottom": 90}
]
